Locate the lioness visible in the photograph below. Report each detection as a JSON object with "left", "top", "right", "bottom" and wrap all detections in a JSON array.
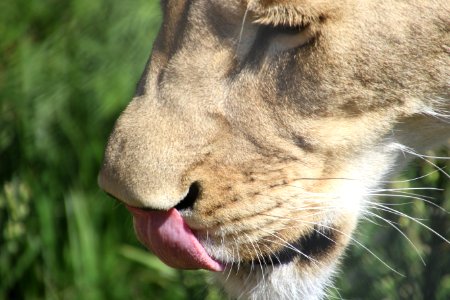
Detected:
[{"left": 98, "top": 0, "right": 449, "bottom": 299}]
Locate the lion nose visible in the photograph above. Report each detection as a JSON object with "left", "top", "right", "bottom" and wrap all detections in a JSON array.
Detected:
[
  {"left": 96, "top": 127, "right": 195, "bottom": 210},
  {"left": 97, "top": 154, "right": 196, "bottom": 210},
  {"left": 97, "top": 90, "right": 225, "bottom": 210},
  {"left": 96, "top": 94, "right": 209, "bottom": 210}
]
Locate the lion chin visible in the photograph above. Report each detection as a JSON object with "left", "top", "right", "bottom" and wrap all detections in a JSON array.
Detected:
[{"left": 98, "top": 0, "right": 450, "bottom": 299}]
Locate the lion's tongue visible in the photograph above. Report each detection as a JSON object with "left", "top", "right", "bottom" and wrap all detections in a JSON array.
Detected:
[{"left": 127, "top": 207, "right": 223, "bottom": 272}]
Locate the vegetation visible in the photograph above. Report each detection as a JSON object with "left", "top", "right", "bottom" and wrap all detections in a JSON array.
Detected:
[{"left": 1, "top": 0, "right": 448, "bottom": 299}]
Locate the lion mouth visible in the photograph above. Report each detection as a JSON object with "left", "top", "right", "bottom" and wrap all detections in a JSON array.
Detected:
[
  {"left": 242, "top": 226, "right": 337, "bottom": 267},
  {"left": 127, "top": 205, "right": 338, "bottom": 271}
]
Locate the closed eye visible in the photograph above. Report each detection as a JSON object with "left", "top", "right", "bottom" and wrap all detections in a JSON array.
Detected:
[{"left": 266, "top": 24, "right": 316, "bottom": 52}]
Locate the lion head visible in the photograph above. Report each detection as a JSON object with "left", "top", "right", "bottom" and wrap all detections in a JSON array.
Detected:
[{"left": 98, "top": 0, "right": 449, "bottom": 298}]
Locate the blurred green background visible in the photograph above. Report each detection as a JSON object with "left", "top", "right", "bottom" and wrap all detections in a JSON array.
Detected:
[{"left": 0, "top": 0, "right": 448, "bottom": 299}]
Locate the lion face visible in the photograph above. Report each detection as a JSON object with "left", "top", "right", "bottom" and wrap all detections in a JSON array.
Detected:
[{"left": 99, "top": 0, "right": 449, "bottom": 298}]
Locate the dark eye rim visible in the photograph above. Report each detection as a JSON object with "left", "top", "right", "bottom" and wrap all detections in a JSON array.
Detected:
[{"left": 267, "top": 23, "right": 309, "bottom": 35}]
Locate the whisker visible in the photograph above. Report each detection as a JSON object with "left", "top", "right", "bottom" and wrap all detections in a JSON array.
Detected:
[
  {"left": 370, "top": 187, "right": 443, "bottom": 192},
  {"left": 423, "top": 107, "right": 450, "bottom": 124},
  {"left": 365, "top": 202, "right": 427, "bottom": 221},
  {"left": 377, "top": 169, "right": 440, "bottom": 183},
  {"left": 362, "top": 210, "right": 425, "bottom": 265},
  {"left": 312, "top": 226, "right": 338, "bottom": 245},
  {"left": 366, "top": 201, "right": 414, "bottom": 207},
  {"left": 290, "top": 220, "right": 405, "bottom": 276},
  {"left": 232, "top": 236, "right": 242, "bottom": 274},
  {"left": 393, "top": 143, "right": 450, "bottom": 179},
  {"left": 237, "top": 5, "right": 250, "bottom": 52},
  {"left": 260, "top": 229, "right": 321, "bottom": 266},
  {"left": 365, "top": 193, "right": 448, "bottom": 213},
  {"left": 260, "top": 242, "right": 278, "bottom": 269},
  {"left": 225, "top": 240, "right": 236, "bottom": 282},
  {"left": 242, "top": 242, "right": 255, "bottom": 287},
  {"left": 361, "top": 214, "right": 386, "bottom": 227},
  {"left": 366, "top": 202, "right": 450, "bottom": 245},
  {"left": 244, "top": 233, "right": 266, "bottom": 284}
]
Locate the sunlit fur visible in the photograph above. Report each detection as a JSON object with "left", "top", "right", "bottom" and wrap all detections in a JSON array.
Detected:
[{"left": 98, "top": 0, "right": 450, "bottom": 299}]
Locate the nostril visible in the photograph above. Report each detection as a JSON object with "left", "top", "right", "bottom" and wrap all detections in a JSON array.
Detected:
[{"left": 175, "top": 181, "right": 201, "bottom": 211}]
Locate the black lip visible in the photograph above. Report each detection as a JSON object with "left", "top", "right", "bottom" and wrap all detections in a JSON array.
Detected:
[{"left": 243, "top": 226, "right": 337, "bottom": 266}]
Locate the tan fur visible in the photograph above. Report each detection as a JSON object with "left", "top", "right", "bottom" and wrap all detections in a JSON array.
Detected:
[{"left": 99, "top": 0, "right": 449, "bottom": 298}]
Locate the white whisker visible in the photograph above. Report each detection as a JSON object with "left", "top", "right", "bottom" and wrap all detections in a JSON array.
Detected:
[
  {"left": 244, "top": 233, "right": 266, "bottom": 284},
  {"left": 295, "top": 220, "right": 405, "bottom": 276},
  {"left": 260, "top": 229, "right": 321, "bottom": 266},
  {"left": 237, "top": 6, "right": 250, "bottom": 52},
  {"left": 367, "top": 202, "right": 450, "bottom": 245},
  {"left": 377, "top": 169, "right": 440, "bottom": 183},
  {"left": 393, "top": 143, "right": 450, "bottom": 179},
  {"left": 366, "top": 193, "right": 448, "bottom": 212},
  {"left": 362, "top": 210, "right": 425, "bottom": 265}
]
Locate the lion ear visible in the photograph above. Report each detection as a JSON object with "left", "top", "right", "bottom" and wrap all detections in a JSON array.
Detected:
[{"left": 247, "top": 0, "right": 346, "bottom": 27}]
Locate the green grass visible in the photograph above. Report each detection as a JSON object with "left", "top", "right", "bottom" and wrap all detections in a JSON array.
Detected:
[{"left": 0, "top": 1, "right": 448, "bottom": 299}]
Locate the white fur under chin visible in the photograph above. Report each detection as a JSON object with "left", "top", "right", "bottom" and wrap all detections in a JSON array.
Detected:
[
  {"left": 209, "top": 141, "right": 415, "bottom": 300},
  {"left": 214, "top": 262, "right": 338, "bottom": 300}
]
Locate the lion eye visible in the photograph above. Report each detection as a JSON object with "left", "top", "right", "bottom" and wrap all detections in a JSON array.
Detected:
[{"left": 267, "top": 24, "right": 315, "bottom": 51}]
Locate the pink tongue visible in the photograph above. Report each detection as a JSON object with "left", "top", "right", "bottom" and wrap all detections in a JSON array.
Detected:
[{"left": 127, "top": 206, "right": 223, "bottom": 272}]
